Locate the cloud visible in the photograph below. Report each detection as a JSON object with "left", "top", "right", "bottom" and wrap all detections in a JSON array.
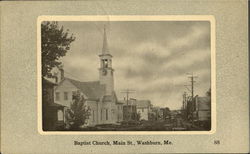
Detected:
[{"left": 58, "top": 21, "right": 211, "bottom": 110}]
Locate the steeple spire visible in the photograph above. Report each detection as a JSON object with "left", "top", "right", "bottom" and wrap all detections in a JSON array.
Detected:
[
  {"left": 99, "top": 25, "right": 114, "bottom": 95},
  {"left": 102, "top": 25, "right": 109, "bottom": 55}
]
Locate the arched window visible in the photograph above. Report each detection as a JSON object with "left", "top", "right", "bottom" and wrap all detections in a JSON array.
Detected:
[
  {"left": 104, "top": 59, "right": 108, "bottom": 68},
  {"left": 57, "top": 110, "right": 63, "bottom": 121}
]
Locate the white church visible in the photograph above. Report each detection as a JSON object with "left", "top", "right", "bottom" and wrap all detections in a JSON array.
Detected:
[{"left": 53, "top": 27, "right": 123, "bottom": 126}]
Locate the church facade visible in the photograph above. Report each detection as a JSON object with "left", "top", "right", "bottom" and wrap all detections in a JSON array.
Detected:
[{"left": 54, "top": 27, "right": 123, "bottom": 126}]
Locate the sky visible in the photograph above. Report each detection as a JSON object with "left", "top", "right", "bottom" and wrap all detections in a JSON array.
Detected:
[{"left": 58, "top": 21, "right": 211, "bottom": 110}]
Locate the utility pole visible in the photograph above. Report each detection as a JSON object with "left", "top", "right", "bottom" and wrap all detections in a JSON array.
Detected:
[
  {"left": 184, "top": 73, "right": 198, "bottom": 100},
  {"left": 189, "top": 73, "right": 198, "bottom": 99},
  {"left": 182, "top": 92, "right": 187, "bottom": 110},
  {"left": 184, "top": 73, "right": 198, "bottom": 125},
  {"left": 182, "top": 91, "right": 188, "bottom": 120},
  {"left": 120, "top": 89, "right": 136, "bottom": 121}
]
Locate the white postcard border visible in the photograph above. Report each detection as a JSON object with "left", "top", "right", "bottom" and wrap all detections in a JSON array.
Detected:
[{"left": 37, "top": 15, "right": 216, "bottom": 135}]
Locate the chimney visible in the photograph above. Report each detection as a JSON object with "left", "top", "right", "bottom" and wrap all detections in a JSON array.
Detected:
[
  {"left": 58, "top": 65, "right": 64, "bottom": 81},
  {"left": 60, "top": 68, "right": 64, "bottom": 81}
]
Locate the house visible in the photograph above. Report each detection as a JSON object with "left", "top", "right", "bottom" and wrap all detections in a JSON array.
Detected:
[
  {"left": 121, "top": 99, "right": 151, "bottom": 121},
  {"left": 122, "top": 104, "right": 137, "bottom": 121},
  {"left": 193, "top": 96, "right": 211, "bottom": 122},
  {"left": 184, "top": 94, "right": 211, "bottom": 129},
  {"left": 42, "top": 78, "right": 66, "bottom": 131},
  {"left": 53, "top": 27, "right": 123, "bottom": 126},
  {"left": 135, "top": 100, "right": 151, "bottom": 120},
  {"left": 150, "top": 106, "right": 161, "bottom": 121},
  {"left": 159, "top": 107, "right": 171, "bottom": 120}
]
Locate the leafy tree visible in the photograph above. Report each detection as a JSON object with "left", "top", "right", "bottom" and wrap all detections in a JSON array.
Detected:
[
  {"left": 148, "top": 112, "right": 156, "bottom": 121},
  {"left": 65, "top": 91, "right": 91, "bottom": 130},
  {"left": 41, "top": 21, "right": 75, "bottom": 78},
  {"left": 164, "top": 107, "right": 171, "bottom": 120},
  {"left": 136, "top": 112, "right": 141, "bottom": 121},
  {"left": 206, "top": 88, "right": 211, "bottom": 97},
  {"left": 165, "top": 107, "right": 170, "bottom": 113}
]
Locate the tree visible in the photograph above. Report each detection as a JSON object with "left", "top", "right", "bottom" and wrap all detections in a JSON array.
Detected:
[
  {"left": 65, "top": 91, "right": 91, "bottom": 130},
  {"left": 41, "top": 21, "right": 75, "bottom": 78},
  {"left": 165, "top": 107, "right": 170, "bottom": 113},
  {"left": 136, "top": 112, "right": 141, "bottom": 121},
  {"left": 206, "top": 88, "right": 211, "bottom": 97},
  {"left": 164, "top": 107, "right": 171, "bottom": 120}
]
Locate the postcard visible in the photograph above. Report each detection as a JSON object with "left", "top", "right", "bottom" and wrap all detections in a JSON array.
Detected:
[{"left": 1, "top": 1, "right": 248, "bottom": 153}]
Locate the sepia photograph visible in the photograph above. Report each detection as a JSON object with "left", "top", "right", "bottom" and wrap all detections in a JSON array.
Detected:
[
  {"left": 2, "top": 1, "right": 249, "bottom": 153},
  {"left": 2, "top": 0, "right": 249, "bottom": 153},
  {"left": 39, "top": 16, "right": 215, "bottom": 132}
]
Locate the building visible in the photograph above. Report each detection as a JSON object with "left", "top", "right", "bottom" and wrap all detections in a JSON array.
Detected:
[
  {"left": 121, "top": 99, "right": 151, "bottom": 121},
  {"left": 184, "top": 94, "right": 211, "bottom": 129},
  {"left": 149, "top": 106, "right": 161, "bottom": 121},
  {"left": 123, "top": 104, "right": 137, "bottom": 121},
  {"left": 120, "top": 99, "right": 136, "bottom": 121},
  {"left": 135, "top": 100, "right": 151, "bottom": 120},
  {"left": 42, "top": 78, "right": 66, "bottom": 131},
  {"left": 160, "top": 107, "right": 171, "bottom": 120},
  {"left": 53, "top": 27, "right": 123, "bottom": 126},
  {"left": 116, "top": 101, "right": 124, "bottom": 122},
  {"left": 193, "top": 96, "right": 211, "bottom": 122}
]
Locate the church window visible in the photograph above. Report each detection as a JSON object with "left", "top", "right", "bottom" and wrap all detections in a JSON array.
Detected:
[
  {"left": 106, "top": 109, "right": 108, "bottom": 120},
  {"left": 104, "top": 59, "right": 108, "bottom": 68},
  {"left": 55, "top": 92, "right": 60, "bottom": 101},
  {"left": 57, "top": 110, "right": 63, "bottom": 121},
  {"left": 64, "top": 92, "right": 68, "bottom": 100},
  {"left": 101, "top": 109, "right": 103, "bottom": 120}
]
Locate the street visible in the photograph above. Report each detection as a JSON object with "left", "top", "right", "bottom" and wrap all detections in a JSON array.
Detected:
[{"left": 67, "top": 117, "right": 206, "bottom": 131}]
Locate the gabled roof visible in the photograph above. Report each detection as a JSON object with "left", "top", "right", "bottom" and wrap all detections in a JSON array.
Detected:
[
  {"left": 65, "top": 78, "right": 105, "bottom": 100},
  {"left": 102, "top": 95, "right": 112, "bottom": 102},
  {"left": 119, "top": 99, "right": 151, "bottom": 108},
  {"left": 49, "top": 102, "right": 66, "bottom": 108},
  {"left": 119, "top": 100, "right": 136, "bottom": 105},
  {"left": 136, "top": 100, "right": 151, "bottom": 108},
  {"left": 197, "top": 96, "right": 211, "bottom": 103},
  {"left": 42, "top": 77, "right": 57, "bottom": 86}
]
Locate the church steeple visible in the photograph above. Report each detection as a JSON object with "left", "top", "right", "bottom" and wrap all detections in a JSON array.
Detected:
[
  {"left": 102, "top": 25, "right": 110, "bottom": 55},
  {"left": 99, "top": 25, "right": 114, "bottom": 95}
]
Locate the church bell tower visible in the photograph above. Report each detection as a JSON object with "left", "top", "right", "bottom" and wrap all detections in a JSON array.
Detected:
[{"left": 99, "top": 26, "right": 114, "bottom": 95}]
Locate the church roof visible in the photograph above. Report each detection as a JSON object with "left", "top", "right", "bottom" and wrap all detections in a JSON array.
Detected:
[
  {"left": 66, "top": 78, "right": 106, "bottom": 100},
  {"left": 102, "top": 95, "right": 113, "bottom": 102}
]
